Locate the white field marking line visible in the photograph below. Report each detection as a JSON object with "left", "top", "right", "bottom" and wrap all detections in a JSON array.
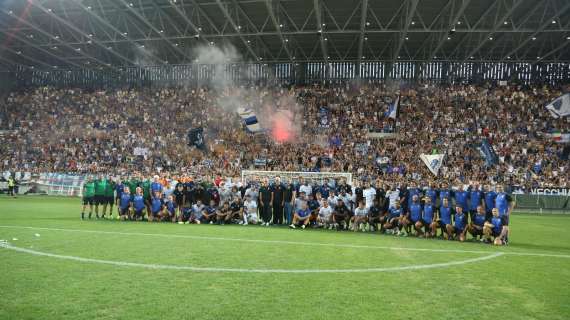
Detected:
[
  {"left": 1, "top": 225, "right": 570, "bottom": 259},
  {"left": 0, "top": 242, "right": 504, "bottom": 273}
]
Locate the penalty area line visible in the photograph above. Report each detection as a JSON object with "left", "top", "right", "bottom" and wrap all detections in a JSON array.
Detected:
[
  {"left": 0, "top": 243, "right": 504, "bottom": 273},
  {"left": 0, "top": 225, "right": 569, "bottom": 258}
]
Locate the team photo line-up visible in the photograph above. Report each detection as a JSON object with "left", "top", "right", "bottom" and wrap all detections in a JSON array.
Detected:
[{"left": 81, "top": 174, "right": 513, "bottom": 246}]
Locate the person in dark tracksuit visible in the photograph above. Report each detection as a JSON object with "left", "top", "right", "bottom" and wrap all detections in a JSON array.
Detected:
[
  {"left": 259, "top": 179, "right": 273, "bottom": 226},
  {"left": 272, "top": 177, "right": 285, "bottom": 225}
]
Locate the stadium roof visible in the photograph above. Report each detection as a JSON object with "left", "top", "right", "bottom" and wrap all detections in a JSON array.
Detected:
[{"left": 0, "top": 0, "right": 569, "bottom": 71}]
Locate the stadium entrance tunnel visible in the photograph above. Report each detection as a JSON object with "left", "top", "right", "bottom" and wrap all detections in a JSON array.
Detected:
[{"left": 0, "top": 226, "right": 505, "bottom": 273}]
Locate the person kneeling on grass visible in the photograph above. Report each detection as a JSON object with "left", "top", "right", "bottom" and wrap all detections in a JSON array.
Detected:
[
  {"left": 290, "top": 202, "right": 311, "bottom": 229},
  {"left": 118, "top": 187, "right": 133, "bottom": 221},
  {"left": 468, "top": 205, "right": 487, "bottom": 241},
  {"left": 242, "top": 195, "right": 258, "bottom": 225},
  {"left": 186, "top": 200, "right": 206, "bottom": 224},
  {"left": 452, "top": 206, "right": 468, "bottom": 242},
  {"left": 201, "top": 200, "right": 218, "bottom": 224},
  {"left": 131, "top": 187, "right": 146, "bottom": 221},
  {"left": 352, "top": 201, "right": 369, "bottom": 232},
  {"left": 317, "top": 200, "right": 333, "bottom": 229},
  {"left": 150, "top": 191, "right": 164, "bottom": 222},
  {"left": 163, "top": 195, "right": 177, "bottom": 223},
  {"left": 216, "top": 202, "right": 233, "bottom": 225},
  {"left": 332, "top": 198, "right": 351, "bottom": 231},
  {"left": 367, "top": 199, "right": 382, "bottom": 232},
  {"left": 230, "top": 197, "right": 244, "bottom": 224},
  {"left": 382, "top": 202, "right": 402, "bottom": 235},
  {"left": 483, "top": 208, "right": 509, "bottom": 246}
]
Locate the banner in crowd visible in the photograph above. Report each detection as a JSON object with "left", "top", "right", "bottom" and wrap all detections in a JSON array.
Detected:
[
  {"left": 384, "top": 96, "right": 399, "bottom": 119},
  {"left": 479, "top": 139, "right": 498, "bottom": 166},
  {"left": 318, "top": 107, "right": 330, "bottom": 128},
  {"left": 545, "top": 93, "right": 570, "bottom": 118},
  {"left": 237, "top": 107, "right": 263, "bottom": 132},
  {"left": 548, "top": 131, "right": 570, "bottom": 143},
  {"left": 420, "top": 153, "right": 445, "bottom": 176},
  {"left": 254, "top": 158, "right": 267, "bottom": 166},
  {"left": 530, "top": 188, "right": 570, "bottom": 196},
  {"left": 187, "top": 127, "right": 206, "bottom": 150},
  {"left": 355, "top": 143, "right": 369, "bottom": 155},
  {"left": 133, "top": 147, "right": 149, "bottom": 156}
]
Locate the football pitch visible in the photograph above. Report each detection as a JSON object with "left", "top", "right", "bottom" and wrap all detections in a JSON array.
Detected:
[{"left": 1, "top": 196, "right": 569, "bottom": 320}]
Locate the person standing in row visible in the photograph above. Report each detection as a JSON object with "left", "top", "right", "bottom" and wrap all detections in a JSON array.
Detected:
[
  {"left": 259, "top": 179, "right": 273, "bottom": 226},
  {"left": 272, "top": 177, "right": 285, "bottom": 225}
]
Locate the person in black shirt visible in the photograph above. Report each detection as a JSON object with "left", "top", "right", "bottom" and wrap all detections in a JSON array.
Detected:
[
  {"left": 271, "top": 177, "right": 285, "bottom": 225},
  {"left": 332, "top": 198, "right": 351, "bottom": 231},
  {"left": 368, "top": 198, "right": 382, "bottom": 232},
  {"left": 173, "top": 183, "right": 186, "bottom": 216},
  {"left": 258, "top": 179, "right": 273, "bottom": 226},
  {"left": 283, "top": 179, "right": 296, "bottom": 224},
  {"left": 353, "top": 180, "right": 364, "bottom": 211}
]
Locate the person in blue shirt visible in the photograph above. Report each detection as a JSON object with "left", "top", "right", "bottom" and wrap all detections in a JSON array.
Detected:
[
  {"left": 289, "top": 201, "right": 311, "bottom": 229},
  {"left": 418, "top": 196, "right": 436, "bottom": 238},
  {"left": 483, "top": 185, "right": 497, "bottom": 221},
  {"left": 132, "top": 187, "right": 146, "bottom": 221},
  {"left": 150, "top": 175, "right": 163, "bottom": 196},
  {"left": 118, "top": 186, "right": 132, "bottom": 221},
  {"left": 164, "top": 195, "right": 177, "bottom": 223},
  {"left": 202, "top": 200, "right": 218, "bottom": 224},
  {"left": 468, "top": 183, "right": 484, "bottom": 221},
  {"left": 494, "top": 185, "right": 513, "bottom": 244},
  {"left": 453, "top": 206, "right": 468, "bottom": 242},
  {"left": 453, "top": 187, "right": 469, "bottom": 214},
  {"left": 406, "top": 182, "right": 421, "bottom": 213},
  {"left": 424, "top": 183, "right": 438, "bottom": 207},
  {"left": 150, "top": 191, "right": 164, "bottom": 222},
  {"left": 483, "top": 208, "right": 508, "bottom": 246},
  {"left": 437, "top": 197, "right": 454, "bottom": 240},
  {"left": 468, "top": 205, "right": 487, "bottom": 240},
  {"left": 438, "top": 182, "right": 452, "bottom": 208},
  {"left": 383, "top": 202, "right": 403, "bottom": 235},
  {"left": 408, "top": 194, "right": 423, "bottom": 237}
]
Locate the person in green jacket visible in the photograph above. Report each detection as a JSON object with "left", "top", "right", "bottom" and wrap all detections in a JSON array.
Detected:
[
  {"left": 93, "top": 175, "right": 107, "bottom": 219},
  {"left": 82, "top": 176, "right": 95, "bottom": 219},
  {"left": 142, "top": 177, "right": 152, "bottom": 217},
  {"left": 103, "top": 177, "right": 116, "bottom": 219}
]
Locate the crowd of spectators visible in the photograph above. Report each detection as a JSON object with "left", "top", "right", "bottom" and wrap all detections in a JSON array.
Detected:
[{"left": 0, "top": 82, "right": 568, "bottom": 191}]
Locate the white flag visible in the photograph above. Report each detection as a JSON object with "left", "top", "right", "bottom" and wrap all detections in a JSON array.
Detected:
[
  {"left": 420, "top": 153, "right": 445, "bottom": 176},
  {"left": 545, "top": 93, "right": 570, "bottom": 118}
]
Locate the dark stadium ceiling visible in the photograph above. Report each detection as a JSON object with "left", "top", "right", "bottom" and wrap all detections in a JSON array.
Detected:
[{"left": 0, "top": 0, "right": 568, "bottom": 71}]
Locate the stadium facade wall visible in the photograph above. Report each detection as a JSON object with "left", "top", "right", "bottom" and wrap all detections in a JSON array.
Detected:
[
  {"left": 0, "top": 71, "right": 17, "bottom": 93},
  {"left": 12, "top": 61, "right": 570, "bottom": 89}
]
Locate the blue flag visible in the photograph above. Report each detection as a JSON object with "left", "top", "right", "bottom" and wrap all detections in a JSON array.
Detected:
[
  {"left": 188, "top": 127, "right": 205, "bottom": 150},
  {"left": 384, "top": 96, "right": 399, "bottom": 119},
  {"left": 479, "top": 139, "right": 498, "bottom": 166}
]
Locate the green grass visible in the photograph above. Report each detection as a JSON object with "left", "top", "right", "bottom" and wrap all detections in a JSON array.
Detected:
[{"left": 1, "top": 196, "right": 569, "bottom": 320}]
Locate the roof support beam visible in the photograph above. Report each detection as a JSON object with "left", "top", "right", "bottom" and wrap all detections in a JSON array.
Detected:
[
  {"left": 356, "top": 0, "right": 368, "bottom": 78},
  {"left": 115, "top": 0, "right": 187, "bottom": 61},
  {"left": 265, "top": 0, "right": 294, "bottom": 61},
  {"left": 214, "top": 0, "right": 259, "bottom": 61},
  {"left": 461, "top": 0, "right": 524, "bottom": 61},
  {"left": 500, "top": 1, "right": 570, "bottom": 60},
  {"left": 313, "top": 0, "right": 328, "bottom": 64},
  {"left": 426, "top": 0, "right": 472, "bottom": 61},
  {"left": 392, "top": 0, "right": 419, "bottom": 62},
  {"left": 0, "top": 22, "right": 84, "bottom": 69},
  {"left": 71, "top": 0, "right": 164, "bottom": 64},
  {"left": 0, "top": 8, "right": 117, "bottom": 69}
]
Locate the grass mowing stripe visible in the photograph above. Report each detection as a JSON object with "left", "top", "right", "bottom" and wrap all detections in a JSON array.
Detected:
[{"left": 1, "top": 225, "right": 569, "bottom": 258}]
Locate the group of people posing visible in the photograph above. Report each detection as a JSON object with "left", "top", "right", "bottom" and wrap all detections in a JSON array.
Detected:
[{"left": 81, "top": 174, "right": 513, "bottom": 246}]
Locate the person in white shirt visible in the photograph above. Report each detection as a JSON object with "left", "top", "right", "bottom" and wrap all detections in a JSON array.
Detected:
[
  {"left": 242, "top": 195, "right": 258, "bottom": 225},
  {"left": 362, "top": 181, "right": 376, "bottom": 208},
  {"left": 298, "top": 177, "right": 312, "bottom": 197},
  {"left": 317, "top": 200, "right": 333, "bottom": 228},
  {"left": 386, "top": 184, "right": 400, "bottom": 209},
  {"left": 327, "top": 190, "right": 339, "bottom": 209},
  {"left": 353, "top": 200, "right": 369, "bottom": 231}
]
